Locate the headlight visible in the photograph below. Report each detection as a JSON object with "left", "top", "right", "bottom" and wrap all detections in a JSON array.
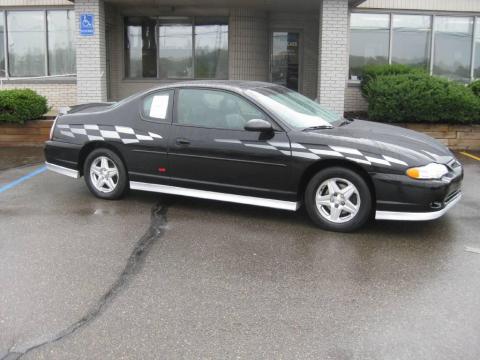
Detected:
[{"left": 406, "top": 163, "right": 449, "bottom": 180}]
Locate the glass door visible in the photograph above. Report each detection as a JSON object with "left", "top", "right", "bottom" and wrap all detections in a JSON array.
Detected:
[{"left": 271, "top": 31, "right": 300, "bottom": 91}]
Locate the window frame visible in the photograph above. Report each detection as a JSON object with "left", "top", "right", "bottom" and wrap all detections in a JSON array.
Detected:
[
  {"left": 0, "top": 7, "right": 75, "bottom": 79},
  {"left": 349, "top": 9, "right": 480, "bottom": 83},
  {"left": 172, "top": 87, "right": 284, "bottom": 132},
  {"left": 123, "top": 16, "right": 229, "bottom": 81}
]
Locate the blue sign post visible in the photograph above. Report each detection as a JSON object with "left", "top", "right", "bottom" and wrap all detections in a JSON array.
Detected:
[{"left": 80, "top": 13, "right": 94, "bottom": 36}]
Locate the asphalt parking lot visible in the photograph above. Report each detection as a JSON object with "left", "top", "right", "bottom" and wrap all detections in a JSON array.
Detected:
[{"left": 1, "top": 149, "right": 479, "bottom": 360}]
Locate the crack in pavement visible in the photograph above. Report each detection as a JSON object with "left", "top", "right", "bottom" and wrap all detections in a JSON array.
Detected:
[{"left": 1, "top": 199, "right": 169, "bottom": 360}]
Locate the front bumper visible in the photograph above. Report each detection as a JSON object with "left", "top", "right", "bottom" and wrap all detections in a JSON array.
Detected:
[
  {"left": 373, "top": 159, "right": 463, "bottom": 221},
  {"left": 375, "top": 191, "right": 461, "bottom": 220}
]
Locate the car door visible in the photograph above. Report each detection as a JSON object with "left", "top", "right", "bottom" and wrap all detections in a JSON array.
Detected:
[
  {"left": 167, "top": 88, "right": 294, "bottom": 201},
  {"left": 123, "top": 89, "right": 174, "bottom": 183}
]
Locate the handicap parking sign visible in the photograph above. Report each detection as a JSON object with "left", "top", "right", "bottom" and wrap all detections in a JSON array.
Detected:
[{"left": 80, "top": 13, "right": 94, "bottom": 36}]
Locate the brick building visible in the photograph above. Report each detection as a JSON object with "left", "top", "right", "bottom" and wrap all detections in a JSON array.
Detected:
[{"left": 0, "top": 0, "right": 479, "bottom": 114}]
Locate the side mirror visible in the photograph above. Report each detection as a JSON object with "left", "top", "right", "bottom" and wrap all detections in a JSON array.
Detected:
[{"left": 244, "top": 119, "right": 273, "bottom": 132}]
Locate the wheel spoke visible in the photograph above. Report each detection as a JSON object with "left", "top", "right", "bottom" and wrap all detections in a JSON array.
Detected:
[
  {"left": 330, "top": 205, "right": 342, "bottom": 221},
  {"left": 108, "top": 169, "right": 118, "bottom": 177},
  {"left": 101, "top": 157, "right": 108, "bottom": 169},
  {"left": 341, "top": 185, "right": 355, "bottom": 200},
  {"left": 342, "top": 200, "right": 357, "bottom": 214},
  {"left": 96, "top": 177, "right": 105, "bottom": 188},
  {"left": 91, "top": 166, "right": 102, "bottom": 176},
  {"left": 106, "top": 178, "right": 116, "bottom": 190},
  {"left": 316, "top": 195, "right": 331, "bottom": 207},
  {"left": 327, "top": 180, "right": 340, "bottom": 194}
]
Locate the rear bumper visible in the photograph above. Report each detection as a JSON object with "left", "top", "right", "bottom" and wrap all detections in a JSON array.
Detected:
[
  {"left": 375, "top": 191, "right": 461, "bottom": 221},
  {"left": 45, "top": 162, "right": 80, "bottom": 179}
]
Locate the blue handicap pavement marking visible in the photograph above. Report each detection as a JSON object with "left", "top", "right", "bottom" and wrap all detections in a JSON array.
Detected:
[
  {"left": 80, "top": 13, "right": 95, "bottom": 36},
  {"left": 0, "top": 165, "right": 47, "bottom": 194}
]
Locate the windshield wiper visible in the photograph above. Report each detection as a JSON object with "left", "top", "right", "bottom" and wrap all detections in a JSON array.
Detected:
[{"left": 302, "top": 125, "right": 333, "bottom": 131}]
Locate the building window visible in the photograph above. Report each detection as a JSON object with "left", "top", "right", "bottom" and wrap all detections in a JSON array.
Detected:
[
  {"left": 194, "top": 17, "right": 228, "bottom": 79},
  {"left": 392, "top": 15, "right": 431, "bottom": 70},
  {"left": 47, "top": 10, "right": 76, "bottom": 76},
  {"left": 158, "top": 21, "right": 193, "bottom": 79},
  {"left": 7, "top": 11, "right": 47, "bottom": 77},
  {"left": 124, "top": 16, "right": 229, "bottom": 80},
  {"left": 0, "top": 9, "right": 75, "bottom": 78},
  {"left": 124, "top": 17, "right": 157, "bottom": 78},
  {"left": 349, "top": 12, "right": 479, "bottom": 83},
  {"left": 475, "top": 18, "right": 480, "bottom": 79},
  {"left": 0, "top": 12, "right": 5, "bottom": 77},
  {"left": 433, "top": 16, "right": 473, "bottom": 82},
  {"left": 349, "top": 13, "right": 390, "bottom": 80}
]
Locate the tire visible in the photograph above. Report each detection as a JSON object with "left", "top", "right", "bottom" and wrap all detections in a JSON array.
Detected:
[
  {"left": 304, "top": 167, "right": 372, "bottom": 232},
  {"left": 83, "top": 148, "right": 128, "bottom": 200}
]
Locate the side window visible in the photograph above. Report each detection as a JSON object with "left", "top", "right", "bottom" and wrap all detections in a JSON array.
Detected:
[
  {"left": 142, "top": 90, "right": 172, "bottom": 121},
  {"left": 177, "top": 89, "right": 266, "bottom": 130}
]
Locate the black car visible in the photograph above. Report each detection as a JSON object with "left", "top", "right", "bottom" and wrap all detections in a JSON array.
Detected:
[{"left": 45, "top": 81, "right": 463, "bottom": 232}]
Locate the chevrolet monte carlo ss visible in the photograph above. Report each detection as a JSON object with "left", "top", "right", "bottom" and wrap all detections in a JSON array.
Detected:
[{"left": 45, "top": 81, "right": 463, "bottom": 232}]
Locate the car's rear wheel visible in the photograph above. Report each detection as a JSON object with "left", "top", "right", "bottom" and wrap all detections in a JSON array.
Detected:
[
  {"left": 305, "top": 167, "right": 372, "bottom": 232},
  {"left": 84, "top": 148, "right": 128, "bottom": 200}
]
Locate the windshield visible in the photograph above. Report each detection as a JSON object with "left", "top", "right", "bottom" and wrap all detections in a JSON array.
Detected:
[{"left": 246, "top": 86, "right": 341, "bottom": 129}]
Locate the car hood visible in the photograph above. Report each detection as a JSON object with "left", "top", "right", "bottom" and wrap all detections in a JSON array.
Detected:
[{"left": 292, "top": 120, "right": 454, "bottom": 166}]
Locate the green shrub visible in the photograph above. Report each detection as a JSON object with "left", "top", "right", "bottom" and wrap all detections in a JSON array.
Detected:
[
  {"left": 364, "top": 73, "right": 480, "bottom": 124},
  {"left": 0, "top": 89, "right": 48, "bottom": 124},
  {"left": 361, "top": 64, "right": 425, "bottom": 97},
  {"left": 468, "top": 80, "right": 480, "bottom": 97}
]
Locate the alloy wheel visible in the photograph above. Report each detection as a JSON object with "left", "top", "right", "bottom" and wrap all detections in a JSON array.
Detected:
[
  {"left": 315, "top": 177, "right": 361, "bottom": 223},
  {"left": 89, "top": 156, "right": 119, "bottom": 193}
]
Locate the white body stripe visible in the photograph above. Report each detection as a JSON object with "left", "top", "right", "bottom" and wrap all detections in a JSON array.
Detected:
[
  {"left": 115, "top": 126, "right": 135, "bottom": 134},
  {"left": 346, "top": 157, "right": 371, "bottom": 165},
  {"left": 148, "top": 132, "right": 163, "bottom": 139},
  {"left": 330, "top": 146, "right": 363, "bottom": 156},
  {"left": 268, "top": 141, "right": 290, "bottom": 148},
  {"left": 365, "top": 156, "right": 391, "bottom": 166},
  {"left": 383, "top": 155, "right": 408, "bottom": 166},
  {"left": 87, "top": 135, "right": 104, "bottom": 141},
  {"left": 214, "top": 139, "right": 242, "bottom": 144},
  {"left": 84, "top": 124, "right": 99, "bottom": 130},
  {"left": 100, "top": 130, "right": 121, "bottom": 139},
  {"left": 136, "top": 134, "right": 153, "bottom": 141},
  {"left": 60, "top": 130, "right": 74, "bottom": 138},
  {"left": 122, "top": 138, "right": 140, "bottom": 144},
  {"left": 244, "top": 144, "right": 278, "bottom": 150},
  {"left": 291, "top": 143, "right": 306, "bottom": 149},
  {"left": 292, "top": 151, "right": 320, "bottom": 160},
  {"left": 71, "top": 128, "right": 87, "bottom": 135},
  {"left": 309, "top": 148, "right": 344, "bottom": 157}
]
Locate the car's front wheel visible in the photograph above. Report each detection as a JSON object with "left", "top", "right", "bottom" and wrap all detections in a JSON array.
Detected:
[
  {"left": 84, "top": 148, "right": 128, "bottom": 200},
  {"left": 305, "top": 167, "right": 372, "bottom": 232}
]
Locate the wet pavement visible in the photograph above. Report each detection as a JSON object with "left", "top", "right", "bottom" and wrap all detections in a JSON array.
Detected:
[{"left": 0, "top": 152, "right": 479, "bottom": 360}]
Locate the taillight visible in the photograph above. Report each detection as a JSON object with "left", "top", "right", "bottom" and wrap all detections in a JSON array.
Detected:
[{"left": 49, "top": 115, "right": 58, "bottom": 140}]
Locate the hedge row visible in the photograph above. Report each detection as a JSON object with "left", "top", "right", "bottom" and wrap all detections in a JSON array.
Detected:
[
  {"left": 361, "top": 65, "right": 480, "bottom": 124},
  {"left": 0, "top": 89, "right": 48, "bottom": 124}
]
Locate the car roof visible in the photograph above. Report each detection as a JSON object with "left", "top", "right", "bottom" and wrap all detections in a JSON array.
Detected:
[{"left": 149, "top": 80, "right": 277, "bottom": 93}]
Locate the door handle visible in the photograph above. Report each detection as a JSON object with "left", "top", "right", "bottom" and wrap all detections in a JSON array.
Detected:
[{"left": 176, "top": 137, "right": 191, "bottom": 146}]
